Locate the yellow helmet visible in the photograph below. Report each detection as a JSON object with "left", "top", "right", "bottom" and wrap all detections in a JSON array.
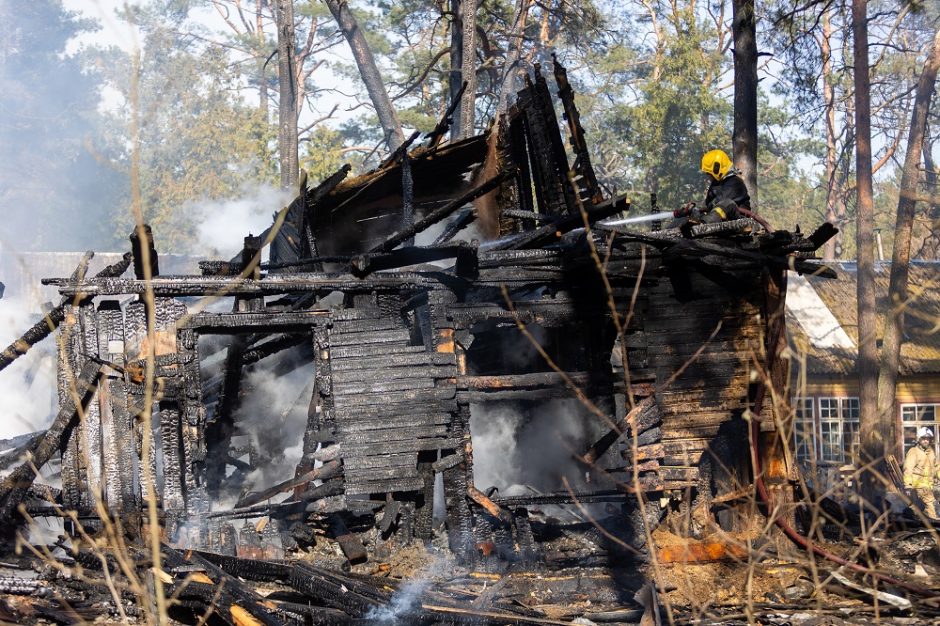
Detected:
[{"left": 701, "top": 149, "right": 733, "bottom": 181}]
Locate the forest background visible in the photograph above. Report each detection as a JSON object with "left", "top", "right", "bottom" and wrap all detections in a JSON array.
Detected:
[{"left": 1, "top": 0, "right": 938, "bottom": 262}]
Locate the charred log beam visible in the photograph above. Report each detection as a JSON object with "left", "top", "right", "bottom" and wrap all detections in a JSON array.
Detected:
[
  {"left": 467, "top": 485, "right": 507, "bottom": 520},
  {"left": 46, "top": 272, "right": 435, "bottom": 298},
  {"left": 0, "top": 361, "right": 102, "bottom": 522},
  {"left": 204, "top": 500, "right": 307, "bottom": 520},
  {"left": 350, "top": 242, "right": 476, "bottom": 277},
  {"left": 235, "top": 460, "right": 342, "bottom": 508},
  {"left": 579, "top": 397, "right": 660, "bottom": 466},
  {"left": 425, "top": 80, "right": 467, "bottom": 150},
  {"left": 370, "top": 168, "right": 516, "bottom": 253},
  {"left": 552, "top": 54, "right": 602, "bottom": 204},
  {"left": 205, "top": 334, "right": 248, "bottom": 500},
  {"left": 500, "top": 209, "right": 561, "bottom": 223},
  {"left": 183, "top": 310, "right": 330, "bottom": 333},
  {"left": 164, "top": 547, "right": 290, "bottom": 626},
  {"left": 241, "top": 333, "right": 309, "bottom": 365},
  {"left": 433, "top": 207, "right": 476, "bottom": 244},
  {"left": 0, "top": 431, "right": 45, "bottom": 471},
  {"left": 458, "top": 371, "right": 603, "bottom": 391},
  {"left": 0, "top": 253, "right": 132, "bottom": 373},
  {"left": 493, "top": 491, "right": 628, "bottom": 507},
  {"left": 599, "top": 222, "right": 837, "bottom": 277},
  {"left": 0, "top": 431, "right": 46, "bottom": 451}
]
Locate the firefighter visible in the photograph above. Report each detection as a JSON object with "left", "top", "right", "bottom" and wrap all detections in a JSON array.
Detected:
[
  {"left": 672, "top": 149, "right": 752, "bottom": 227},
  {"left": 903, "top": 427, "right": 940, "bottom": 521}
]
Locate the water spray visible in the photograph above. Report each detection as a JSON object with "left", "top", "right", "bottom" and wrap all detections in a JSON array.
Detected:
[{"left": 600, "top": 211, "right": 676, "bottom": 227}]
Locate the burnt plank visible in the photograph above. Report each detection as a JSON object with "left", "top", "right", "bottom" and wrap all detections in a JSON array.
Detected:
[
  {"left": 336, "top": 386, "right": 456, "bottom": 407},
  {"left": 342, "top": 438, "right": 455, "bottom": 456},
  {"left": 344, "top": 476, "right": 425, "bottom": 495},
  {"left": 332, "top": 377, "right": 437, "bottom": 396},
  {"left": 339, "top": 425, "right": 451, "bottom": 445},
  {"left": 335, "top": 413, "right": 453, "bottom": 432},
  {"left": 329, "top": 343, "right": 428, "bottom": 359},
  {"left": 330, "top": 351, "right": 455, "bottom": 371},
  {"left": 334, "top": 400, "right": 457, "bottom": 420},
  {"left": 327, "top": 328, "right": 412, "bottom": 346},
  {"left": 342, "top": 454, "right": 417, "bottom": 471}
]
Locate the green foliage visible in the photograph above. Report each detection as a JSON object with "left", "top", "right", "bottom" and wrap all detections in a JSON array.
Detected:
[
  {"left": 14, "top": 0, "right": 934, "bottom": 259},
  {"left": 100, "top": 3, "right": 279, "bottom": 253},
  {"left": 301, "top": 126, "right": 349, "bottom": 181},
  {"left": 586, "top": 4, "right": 732, "bottom": 210}
]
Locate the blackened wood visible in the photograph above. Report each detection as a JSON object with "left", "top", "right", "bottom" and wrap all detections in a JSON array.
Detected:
[
  {"left": 160, "top": 401, "right": 185, "bottom": 512},
  {"left": 370, "top": 169, "right": 516, "bottom": 253},
  {"left": 552, "top": 55, "right": 602, "bottom": 204},
  {"left": 342, "top": 438, "right": 455, "bottom": 457},
  {"left": 349, "top": 242, "right": 475, "bottom": 277},
  {"left": 241, "top": 333, "right": 308, "bottom": 365},
  {"left": 96, "top": 300, "right": 138, "bottom": 517},
  {"left": 329, "top": 515, "right": 368, "bottom": 564},
  {"left": 129, "top": 224, "right": 159, "bottom": 279},
  {"left": 236, "top": 460, "right": 341, "bottom": 508},
  {"left": 301, "top": 164, "right": 352, "bottom": 265},
  {"left": 581, "top": 397, "right": 660, "bottom": 466}
]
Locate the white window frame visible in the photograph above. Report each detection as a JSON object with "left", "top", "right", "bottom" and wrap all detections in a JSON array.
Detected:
[
  {"left": 900, "top": 403, "right": 940, "bottom": 457},
  {"left": 792, "top": 397, "right": 816, "bottom": 463},
  {"left": 817, "top": 397, "right": 860, "bottom": 465}
]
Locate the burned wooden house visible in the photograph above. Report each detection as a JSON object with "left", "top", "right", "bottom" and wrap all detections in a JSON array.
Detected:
[{"left": 0, "top": 59, "right": 835, "bottom": 569}]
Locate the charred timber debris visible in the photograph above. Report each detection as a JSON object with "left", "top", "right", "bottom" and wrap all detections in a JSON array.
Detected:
[{"left": 4, "top": 59, "right": 914, "bottom": 624}]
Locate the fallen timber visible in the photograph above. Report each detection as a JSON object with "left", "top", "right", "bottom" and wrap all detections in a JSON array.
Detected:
[{"left": 0, "top": 58, "right": 905, "bottom": 625}]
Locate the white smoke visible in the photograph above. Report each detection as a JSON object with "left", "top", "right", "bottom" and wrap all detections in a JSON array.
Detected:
[
  {"left": 365, "top": 555, "right": 449, "bottom": 623},
  {"left": 230, "top": 358, "right": 315, "bottom": 498},
  {"left": 0, "top": 297, "right": 58, "bottom": 440},
  {"left": 194, "top": 183, "right": 295, "bottom": 259},
  {"left": 470, "top": 398, "right": 607, "bottom": 496}
]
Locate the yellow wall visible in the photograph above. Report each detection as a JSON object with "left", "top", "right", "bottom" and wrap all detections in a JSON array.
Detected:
[{"left": 799, "top": 375, "right": 940, "bottom": 404}]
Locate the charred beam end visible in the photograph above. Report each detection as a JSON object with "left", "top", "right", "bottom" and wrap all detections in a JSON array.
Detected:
[
  {"left": 241, "top": 333, "right": 309, "bottom": 365},
  {"left": 579, "top": 396, "right": 659, "bottom": 466},
  {"left": 129, "top": 224, "right": 159, "bottom": 279},
  {"left": 370, "top": 168, "right": 517, "bottom": 254},
  {"left": 0, "top": 252, "right": 131, "bottom": 373},
  {"left": 235, "top": 460, "right": 342, "bottom": 509},
  {"left": 350, "top": 242, "right": 476, "bottom": 277}
]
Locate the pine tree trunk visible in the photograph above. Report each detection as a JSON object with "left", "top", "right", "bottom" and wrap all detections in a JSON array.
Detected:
[
  {"left": 853, "top": 0, "right": 882, "bottom": 509},
  {"left": 822, "top": 10, "right": 838, "bottom": 260},
  {"left": 274, "top": 0, "right": 298, "bottom": 189},
  {"left": 731, "top": 0, "right": 758, "bottom": 209},
  {"left": 918, "top": 134, "right": 940, "bottom": 259},
  {"left": 448, "top": 0, "right": 464, "bottom": 141},
  {"left": 876, "top": 30, "right": 940, "bottom": 454},
  {"left": 325, "top": 0, "right": 404, "bottom": 151},
  {"left": 257, "top": 0, "right": 268, "bottom": 117},
  {"left": 458, "top": 0, "right": 477, "bottom": 138}
]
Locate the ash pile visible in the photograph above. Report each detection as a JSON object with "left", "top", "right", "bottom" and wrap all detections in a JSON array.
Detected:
[{"left": 1, "top": 59, "right": 917, "bottom": 625}]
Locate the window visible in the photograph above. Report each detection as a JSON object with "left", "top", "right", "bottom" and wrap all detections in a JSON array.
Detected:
[
  {"left": 817, "top": 397, "right": 860, "bottom": 464},
  {"left": 901, "top": 404, "right": 940, "bottom": 456},
  {"left": 793, "top": 397, "right": 816, "bottom": 463}
]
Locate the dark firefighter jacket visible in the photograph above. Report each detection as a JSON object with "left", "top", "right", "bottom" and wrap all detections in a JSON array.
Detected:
[{"left": 705, "top": 173, "right": 751, "bottom": 212}]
